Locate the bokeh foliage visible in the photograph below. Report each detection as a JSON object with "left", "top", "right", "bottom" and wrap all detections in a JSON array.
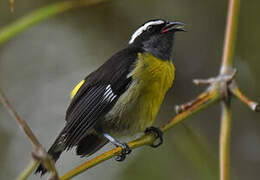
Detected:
[{"left": 0, "top": 0, "right": 259, "bottom": 179}]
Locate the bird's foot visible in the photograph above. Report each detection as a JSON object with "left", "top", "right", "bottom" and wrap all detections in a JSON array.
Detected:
[
  {"left": 144, "top": 127, "right": 163, "bottom": 148},
  {"left": 103, "top": 133, "right": 132, "bottom": 161},
  {"left": 114, "top": 142, "right": 131, "bottom": 161}
]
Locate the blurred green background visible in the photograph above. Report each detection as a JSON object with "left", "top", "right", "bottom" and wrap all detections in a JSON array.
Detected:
[{"left": 0, "top": 0, "right": 260, "bottom": 179}]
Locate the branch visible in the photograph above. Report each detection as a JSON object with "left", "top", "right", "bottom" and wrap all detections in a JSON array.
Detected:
[
  {"left": 0, "top": 90, "right": 41, "bottom": 147},
  {"left": 60, "top": 90, "right": 220, "bottom": 180},
  {"left": 10, "top": 0, "right": 14, "bottom": 12},
  {"left": 0, "top": 89, "right": 59, "bottom": 180},
  {"left": 162, "top": 90, "right": 220, "bottom": 131},
  {"left": 219, "top": 102, "right": 232, "bottom": 180},
  {"left": 220, "top": 0, "right": 240, "bottom": 74},
  {"left": 0, "top": 0, "right": 108, "bottom": 45},
  {"left": 16, "top": 160, "right": 38, "bottom": 180},
  {"left": 175, "top": 90, "right": 214, "bottom": 113},
  {"left": 219, "top": 0, "right": 240, "bottom": 180},
  {"left": 230, "top": 84, "right": 260, "bottom": 112}
]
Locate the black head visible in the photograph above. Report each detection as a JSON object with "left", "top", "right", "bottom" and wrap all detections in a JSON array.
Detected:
[{"left": 129, "top": 19, "right": 185, "bottom": 60}]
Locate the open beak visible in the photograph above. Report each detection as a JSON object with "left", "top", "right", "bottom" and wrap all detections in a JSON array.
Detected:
[{"left": 161, "top": 21, "right": 186, "bottom": 33}]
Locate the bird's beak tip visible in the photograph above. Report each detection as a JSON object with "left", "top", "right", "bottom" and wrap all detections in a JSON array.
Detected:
[{"left": 161, "top": 21, "right": 186, "bottom": 33}]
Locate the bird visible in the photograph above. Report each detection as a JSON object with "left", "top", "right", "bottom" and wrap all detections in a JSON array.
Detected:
[{"left": 35, "top": 19, "right": 185, "bottom": 175}]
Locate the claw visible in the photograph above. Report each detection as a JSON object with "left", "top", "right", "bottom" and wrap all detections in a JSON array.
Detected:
[
  {"left": 103, "top": 133, "right": 132, "bottom": 161},
  {"left": 115, "top": 142, "right": 132, "bottom": 161},
  {"left": 145, "top": 127, "right": 163, "bottom": 148}
]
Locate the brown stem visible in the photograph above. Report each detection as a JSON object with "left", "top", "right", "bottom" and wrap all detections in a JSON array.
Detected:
[
  {"left": 0, "top": 89, "right": 40, "bottom": 147},
  {"left": 220, "top": 0, "right": 240, "bottom": 74},
  {"left": 219, "top": 102, "right": 232, "bottom": 180},
  {"left": 16, "top": 160, "right": 38, "bottom": 180},
  {"left": 165, "top": 90, "right": 219, "bottom": 130},
  {"left": 175, "top": 91, "right": 212, "bottom": 114},
  {"left": 231, "top": 85, "right": 259, "bottom": 112},
  {"left": 0, "top": 89, "right": 59, "bottom": 179},
  {"left": 218, "top": 1, "right": 240, "bottom": 180},
  {"left": 10, "top": 0, "right": 14, "bottom": 12}
]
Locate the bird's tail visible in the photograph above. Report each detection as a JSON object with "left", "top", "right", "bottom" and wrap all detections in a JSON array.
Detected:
[{"left": 35, "top": 133, "right": 65, "bottom": 176}]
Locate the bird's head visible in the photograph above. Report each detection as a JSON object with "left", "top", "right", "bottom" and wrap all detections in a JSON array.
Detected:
[{"left": 129, "top": 19, "right": 185, "bottom": 60}]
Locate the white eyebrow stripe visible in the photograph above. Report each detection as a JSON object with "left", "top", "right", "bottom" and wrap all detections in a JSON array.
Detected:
[{"left": 128, "top": 20, "right": 164, "bottom": 44}]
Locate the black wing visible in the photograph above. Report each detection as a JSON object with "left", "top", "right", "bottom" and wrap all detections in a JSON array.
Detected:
[{"left": 62, "top": 47, "right": 140, "bottom": 149}]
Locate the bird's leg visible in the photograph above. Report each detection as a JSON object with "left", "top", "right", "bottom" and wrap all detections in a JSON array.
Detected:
[
  {"left": 103, "top": 133, "right": 131, "bottom": 161},
  {"left": 144, "top": 127, "right": 163, "bottom": 148}
]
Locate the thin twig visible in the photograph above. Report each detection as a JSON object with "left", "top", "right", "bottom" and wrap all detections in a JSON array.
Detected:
[
  {"left": 193, "top": 78, "right": 217, "bottom": 86},
  {"left": 219, "top": 102, "right": 232, "bottom": 180},
  {"left": 0, "top": 89, "right": 41, "bottom": 147},
  {"left": 175, "top": 91, "right": 212, "bottom": 113},
  {"left": 31, "top": 149, "right": 59, "bottom": 180},
  {"left": 231, "top": 85, "right": 260, "bottom": 112},
  {"left": 220, "top": 0, "right": 240, "bottom": 75},
  {"left": 16, "top": 160, "right": 38, "bottom": 180},
  {"left": 10, "top": 0, "right": 14, "bottom": 12},
  {"left": 219, "top": 1, "right": 240, "bottom": 180},
  {"left": 60, "top": 90, "right": 220, "bottom": 180},
  {"left": 163, "top": 90, "right": 220, "bottom": 131},
  {"left": 193, "top": 69, "right": 237, "bottom": 87},
  {"left": 0, "top": 89, "right": 59, "bottom": 180},
  {"left": 0, "top": 0, "right": 108, "bottom": 45}
]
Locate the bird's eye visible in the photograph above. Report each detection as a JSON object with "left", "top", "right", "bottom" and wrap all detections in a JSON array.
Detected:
[{"left": 146, "top": 25, "right": 153, "bottom": 31}]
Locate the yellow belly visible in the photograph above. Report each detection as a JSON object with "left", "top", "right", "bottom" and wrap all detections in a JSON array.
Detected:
[{"left": 104, "top": 53, "right": 175, "bottom": 135}]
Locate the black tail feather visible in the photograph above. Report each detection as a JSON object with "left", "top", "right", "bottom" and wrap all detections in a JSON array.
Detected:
[
  {"left": 35, "top": 132, "right": 108, "bottom": 176},
  {"left": 35, "top": 135, "right": 64, "bottom": 176},
  {"left": 76, "top": 133, "right": 108, "bottom": 157}
]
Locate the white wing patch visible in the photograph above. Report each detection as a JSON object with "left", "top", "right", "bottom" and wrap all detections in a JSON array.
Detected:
[
  {"left": 129, "top": 20, "right": 164, "bottom": 44},
  {"left": 103, "top": 84, "right": 117, "bottom": 102}
]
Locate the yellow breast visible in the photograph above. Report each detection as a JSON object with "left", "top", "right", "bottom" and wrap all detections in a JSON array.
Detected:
[{"left": 105, "top": 52, "right": 175, "bottom": 135}]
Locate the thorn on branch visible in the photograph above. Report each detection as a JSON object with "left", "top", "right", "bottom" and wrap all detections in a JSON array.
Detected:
[
  {"left": 193, "top": 69, "right": 237, "bottom": 87},
  {"left": 252, "top": 103, "right": 260, "bottom": 112},
  {"left": 176, "top": 71, "right": 236, "bottom": 114},
  {"left": 230, "top": 86, "right": 260, "bottom": 112},
  {"left": 175, "top": 92, "right": 211, "bottom": 114},
  {"left": 193, "top": 77, "right": 216, "bottom": 86},
  {"left": 222, "top": 69, "right": 237, "bottom": 83}
]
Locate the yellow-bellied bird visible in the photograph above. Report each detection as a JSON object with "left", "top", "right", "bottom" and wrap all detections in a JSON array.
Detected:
[{"left": 36, "top": 19, "right": 185, "bottom": 175}]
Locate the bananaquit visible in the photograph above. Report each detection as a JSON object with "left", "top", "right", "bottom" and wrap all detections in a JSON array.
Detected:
[{"left": 36, "top": 19, "right": 185, "bottom": 175}]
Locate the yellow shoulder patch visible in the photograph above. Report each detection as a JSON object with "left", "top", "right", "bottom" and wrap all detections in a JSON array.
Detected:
[{"left": 71, "top": 80, "right": 85, "bottom": 99}]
